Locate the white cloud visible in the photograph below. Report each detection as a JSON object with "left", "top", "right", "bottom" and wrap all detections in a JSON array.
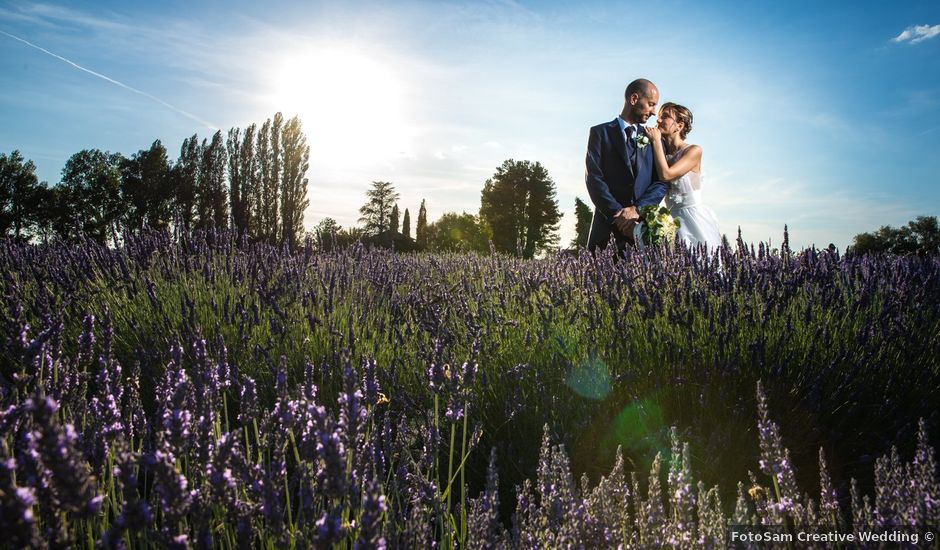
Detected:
[{"left": 892, "top": 24, "right": 940, "bottom": 44}]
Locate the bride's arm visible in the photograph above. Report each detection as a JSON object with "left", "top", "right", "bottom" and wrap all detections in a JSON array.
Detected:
[{"left": 646, "top": 128, "right": 702, "bottom": 180}]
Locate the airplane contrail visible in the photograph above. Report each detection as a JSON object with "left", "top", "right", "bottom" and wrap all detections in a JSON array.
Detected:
[{"left": 1, "top": 29, "right": 217, "bottom": 131}]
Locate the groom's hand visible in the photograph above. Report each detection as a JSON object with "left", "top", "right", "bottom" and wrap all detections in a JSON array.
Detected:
[{"left": 613, "top": 206, "right": 640, "bottom": 234}]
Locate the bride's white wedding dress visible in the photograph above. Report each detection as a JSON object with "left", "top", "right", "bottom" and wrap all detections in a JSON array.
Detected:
[{"left": 662, "top": 146, "right": 722, "bottom": 251}]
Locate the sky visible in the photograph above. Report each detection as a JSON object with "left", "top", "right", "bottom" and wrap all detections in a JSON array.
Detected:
[{"left": 1, "top": 0, "right": 938, "bottom": 250}]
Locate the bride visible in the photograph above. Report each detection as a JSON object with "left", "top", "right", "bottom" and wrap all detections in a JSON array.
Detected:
[{"left": 644, "top": 103, "right": 722, "bottom": 251}]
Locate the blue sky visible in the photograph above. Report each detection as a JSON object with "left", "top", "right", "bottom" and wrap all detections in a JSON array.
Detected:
[{"left": 1, "top": 0, "right": 938, "bottom": 250}]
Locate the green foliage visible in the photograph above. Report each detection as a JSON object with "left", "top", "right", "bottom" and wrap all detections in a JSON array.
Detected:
[
  {"left": 426, "top": 211, "right": 492, "bottom": 253},
  {"left": 172, "top": 135, "right": 200, "bottom": 230},
  {"left": 312, "top": 217, "right": 342, "bottom": 250},
  {"left": 226, "top": 127, "right": 247, "bottom": 233},
  {"left": 571, "top": 197, "right": 592, "bottom": 248},
  {"left": 6, "top": 112, "right": 308, "bottom": 247},
  {"left": 197, "top": 130, "right": 228, "bottom": 230},
  {"left": 55, "top": 149, "right": 125, "bottom": 244},
  {"left": 359, "top": 181, "right": 400, "bottom": 237},
  {"left": 390, "top": 204, "right": 400, "bottom": 235},
  {"left": 402, "top": 208, "right": 411, "bottom": 240},
  {"left": 850, "top": 216, "right": 940, "bottom": 256},
  {"left": 120, "top": 140, "right": 173, "bottom": 232},
  {"left": 256, "top": 115, "right": 281, "bottom": 243},
  {"left": 0, "top": 150, "right": 49, "bottom": 240},
  {"left": 416, "top": 199, "right": 428, "bottom": 249},
  {"left": 479, "top": 159, "right": 561, "bottom": 258},
  {"left": 279, "top": 115, "right": 310, "bottom": 249},
  {"left": 638, "top": 205, "right": 680, "bottom": 246}
]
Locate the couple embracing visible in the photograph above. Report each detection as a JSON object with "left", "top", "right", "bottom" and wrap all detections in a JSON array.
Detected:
[{"left": 585, "top": 78, "right": 722, "bottom": 252}]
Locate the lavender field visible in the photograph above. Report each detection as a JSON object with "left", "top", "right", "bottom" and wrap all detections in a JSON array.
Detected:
[{"left": 1, "top": 229, "right": 938, "bottom": 548}]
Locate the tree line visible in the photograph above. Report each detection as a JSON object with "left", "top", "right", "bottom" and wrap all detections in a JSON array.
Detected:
[
  {"left": 4, "top": 121, "right": 599, "bottom": 257},
  {"left": 0, "top": 112, "right": 309, "bottom": 248},
  {"left": 309, "top": 159, "right": 597, "bottom": 259},
  {"left": 848, "top": 216, "right": 939, "bottom": 256}
]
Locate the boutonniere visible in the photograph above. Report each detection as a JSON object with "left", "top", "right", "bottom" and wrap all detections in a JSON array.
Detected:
[{"left": 634, "top": 133, "right": 650, "bottom": 149}]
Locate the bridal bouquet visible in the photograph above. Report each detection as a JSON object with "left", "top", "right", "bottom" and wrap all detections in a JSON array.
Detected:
[{"left": 635, "top": 205, "right": 681, "bottom": 246}]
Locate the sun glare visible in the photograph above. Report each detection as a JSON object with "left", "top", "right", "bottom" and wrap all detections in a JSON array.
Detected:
[{"left": 271, "top": 47, "right": 414, "bottom": 168}]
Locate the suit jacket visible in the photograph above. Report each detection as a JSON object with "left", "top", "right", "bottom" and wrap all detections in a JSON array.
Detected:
[{"left": 584, "top": 118, "right": 669, "bottom": 250}]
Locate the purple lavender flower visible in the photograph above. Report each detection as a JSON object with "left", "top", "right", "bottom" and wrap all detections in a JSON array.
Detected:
[
  {"left": 0, "top": 457, "right": 41, "bottom": 549},
  {"left": 467, "top": 448, "right": 504, "bottom": 549},
  {"left": 146, "top": 447, "right": 195, "bottom": 534},
  {"left": 339, "top": 361, "right": 368, "bottom": 450},
  {"left": 362, "top": 357, "right": 381, "bottom": 406},
  {"left": 160, "top": 362, "right": 194, "bottom": 451},
  {"left": 101, "top": 449, "right": 153, "bottom": 547},
  {"left": 316, "top": 419, "right": 348, "bottom": 499},
  {"left": 89, "top": 357, "right": 124, "bottom": 466},
  {"left": 238, "top": 375, "right": 258, "bottom": 426},
  {"left": 427, "top": 362, "right": 447, "bottom": 394},
  {"left": 77, "top": 313, "right": 95, "bottom": 365},
  {"left": 275, "top": 355, "right": 288, "bottom": 397},
  {"left": 755, "top": 380, "right": 804, "bottom": 522},
  {"left": 24, "top": 395, "right": 101, "bottom": 517},
  {"left": 354, "top": 476, "right": 388, "bottom": 550},
  {"left": 315, "top": 509, "right": 346, "bottom": 546}
]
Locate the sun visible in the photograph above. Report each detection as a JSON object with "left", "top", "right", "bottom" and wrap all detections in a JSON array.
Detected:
[{"left": 270, "top": 46, "right": 414, "bottom": 167}]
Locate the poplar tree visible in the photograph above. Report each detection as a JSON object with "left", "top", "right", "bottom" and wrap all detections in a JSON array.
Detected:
[
  {"left": 197, "top": 130, "right": 227, "bottom": 230},
  {"left": 402, "top": 208, "right": 411, "bottom": 240},
  {"left": 279, "top": 115, "right": 310, "bottom": 249},
  {"left": 390, "top": 204, "right": 400, "bottom": 234},
  {"left": 416, "top": 199, "right": 428, "bottom": 249},
  {"left": 227, "top": 128, "right": 245, "bottom": 232},
  {"left": 173, "top": 134, "right": 200, "bottom": 231}
]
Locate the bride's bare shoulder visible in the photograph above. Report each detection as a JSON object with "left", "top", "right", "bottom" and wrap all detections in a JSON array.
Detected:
[{"left": 680, "top": 144, "right": 703, "bottom": 160}]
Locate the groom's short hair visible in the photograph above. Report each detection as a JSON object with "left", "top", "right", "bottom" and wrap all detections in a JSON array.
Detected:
[{"left": 625, "top": 79, "right": 656, "bottom": 99}]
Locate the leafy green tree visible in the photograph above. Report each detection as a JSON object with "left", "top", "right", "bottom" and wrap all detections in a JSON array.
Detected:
[
  {"left": 29, "top": 185, "right": 56, "bottom": 242},
  {"left": 197, "top": 130, "right": 228, "bottom": 230},
  {"left": 850, "top": 216, "right": 940, "bottom": 256},
  {"left": 172, "top": 135, "right": 200, "bottom": 231},
  {"left": 416, "top": 199, "right": 428, "bottom": 249},
  {"left": 480, "top": 159, "right": 561, "bottom": 258},
  {"left": 390, "top": 204, "right": 400, "bottom": 235},
  {"left": 279, "top": 115, "right": 310, "bottom": 249},
  {"left": 402, "top": 208, "right": 411, "bottom": 240},
  {"left": 312, "top": 217, "right": 342, "bottom": 251},
  {"left": 571, "top": 197, "right": 593, "bottom": 248},
  {"left": 120, "top": 140, "right": 172, "bottom": 231},
  {"left": 252, "top": 122, "right": 269, "bottom": 238},
  {"left": 426, "top": 212, "right": 492, "bottom": 253},
  {"left": 907, "top": 217, "right": 940, "bottom": 254},
  {"left": 239, "top": 124, "right": 259, "bottom": 236},
  {"left": 255, "top": 117, "right": 280, "bottom": 242},
  {"left": 227, "top": 127, "right": 246, "bottom": 233},
  {"left": 0, "top": 150, "right": 48, "bottom": 240},
  {"left": 359, "top": 181, "right": 399, "bottom": 236},
  {"left": 258, "top": 113, "right": 284, "bottom": 242},
  {"left": 55, "top": 149, "right": 125, "bottom": 244},
  {"left": 336, "top": 226, "right": 366, "bottom": 247}
]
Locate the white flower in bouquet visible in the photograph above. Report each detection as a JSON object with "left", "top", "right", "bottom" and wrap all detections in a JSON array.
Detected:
[
  {"left": 657, "top": 212, "right": 679, "bottom": 242},
  {"left": 637, "top": 205, "right": 681, "bottom": 246},
  {"left": 635, "top": 134, "right": 650, "bottom": 149}
]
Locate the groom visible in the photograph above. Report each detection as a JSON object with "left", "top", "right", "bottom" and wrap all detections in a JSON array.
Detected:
[{"left": 585, "top": 78, "right": 669, "bottom": 251}]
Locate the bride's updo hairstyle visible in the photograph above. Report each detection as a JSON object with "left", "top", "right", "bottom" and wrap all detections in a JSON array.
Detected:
[{"left": 660, "top": 102, "right": 693, "bottom": 139}]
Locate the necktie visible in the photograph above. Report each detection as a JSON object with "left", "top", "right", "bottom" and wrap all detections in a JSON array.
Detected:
[{"left": 625, "top": 125, "right": 637, "bottom": 165}]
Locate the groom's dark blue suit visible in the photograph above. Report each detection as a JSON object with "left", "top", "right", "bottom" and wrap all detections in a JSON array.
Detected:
[{"left": 585, "top": 119, "right": 669, "bottom": 250}]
